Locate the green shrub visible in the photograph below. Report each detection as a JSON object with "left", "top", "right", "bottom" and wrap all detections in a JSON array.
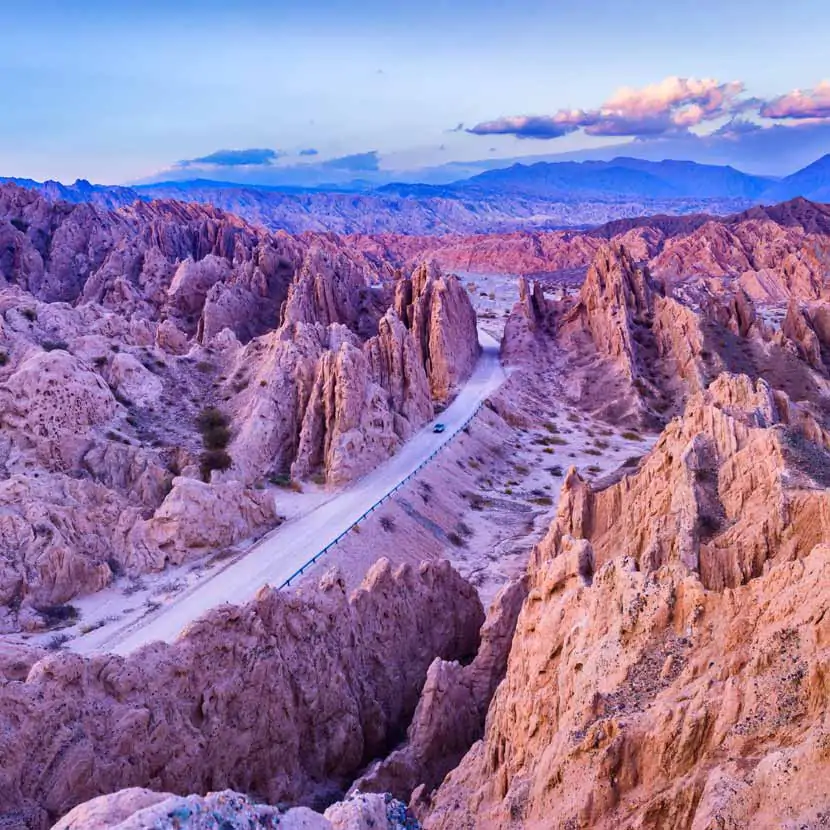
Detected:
[{"left": 200, "top": 449, "right": 232, "bottom": 482}]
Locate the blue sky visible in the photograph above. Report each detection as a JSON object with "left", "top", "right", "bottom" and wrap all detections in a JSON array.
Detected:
[{"left": 2, "top": 0, "right": 829, "bottom": 183}]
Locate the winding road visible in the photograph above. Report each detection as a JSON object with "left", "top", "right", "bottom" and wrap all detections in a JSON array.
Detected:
[{"left": 77, "top": 329, "right": 506, "bottom": 656}]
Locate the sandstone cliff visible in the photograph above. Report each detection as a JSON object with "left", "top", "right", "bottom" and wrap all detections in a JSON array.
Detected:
[
  {"left": 421, "top": 373, "right": 830, "bottom": 829},
  {"left": 0, "top": 559, "right": 483, "bottom": 829},
  {"left": 395, "top": 262, "right": 480, "bottom": 403}
]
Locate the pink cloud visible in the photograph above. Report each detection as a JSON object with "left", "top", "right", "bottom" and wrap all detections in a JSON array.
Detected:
[
  {"left": 467, "top": 76, "right": 747, "bottom": 140},
  {"left": 760, "top": 80, "right": 830, "bottom": 120}
]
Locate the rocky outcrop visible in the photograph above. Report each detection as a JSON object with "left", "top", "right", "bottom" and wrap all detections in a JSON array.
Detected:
[
  {"left": 291, "top": 311, "right": 433, "bottom": 484},
  {"left": 53, "top": 788, "right": 421, "bottom": 830},
  {"left": 0, "top": 559, "right": 483, "bottom": 829},
  {"left": 422, "top": 374, "right": 830, "bottom": 830},
  {"left": 352, "top": 577, "right": 528, "bottom": 804},
  {"left": 551, "top": 373, "right": 830, "bottom": 590},
  {"left": 560, "top": 244, "right": 657, "bottom": 382},
  {"left": 0, "top": 349, "right": 118, "bottom": 471},
  {"left": 782, "top": 297, "right": 824, "bottom": 369},
  {"left": 126, "top": 478, "right": 278, "bottom": 569},
  {"left": 395, "top": 263, "right": 480, "bottom": 402}
]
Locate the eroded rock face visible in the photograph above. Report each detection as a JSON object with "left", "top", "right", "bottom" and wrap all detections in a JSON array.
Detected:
[
  {"left": 552, "top": 373, "right": 830, "bottom": 590},
  {"left": 53, "top": 788, "right": 420, "bottom": 830},
  {"left": 395, "top": 263, "right": 480, "bottom": 403},
  {"left": 421, "top": 376, "right": 830, "bottom": 830},
  {"left": 352, "top": 577, "right": 528, "bottom": 805},
  {"left": 0, "top": 560, "right": 483, "bottom": 829},
  {"left": 126, "top": 478, "right": 278, "bottom": 570}
]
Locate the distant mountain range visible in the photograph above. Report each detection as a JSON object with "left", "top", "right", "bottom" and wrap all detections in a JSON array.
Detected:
[{"left": 2, "top": 155, "right": 828, "bottom": 236}]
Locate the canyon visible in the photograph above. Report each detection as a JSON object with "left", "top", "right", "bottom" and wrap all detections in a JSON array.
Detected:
[{"left": 1, "top": 179, "right": 829, "bottom": 829}]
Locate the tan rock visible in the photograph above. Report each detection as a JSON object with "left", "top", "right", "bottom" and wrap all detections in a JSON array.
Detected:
[
  {"left": 395, "top": 262, "right": 480, "bottom": 402},
  {"left": 0, "top": 559, "right": 482, "bottom": 828},
  {"left": 127, "top": 477, "right": 278, "bottom": 569}
]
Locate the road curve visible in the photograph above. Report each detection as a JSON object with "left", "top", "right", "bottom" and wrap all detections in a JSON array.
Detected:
[{"left": 78, "top": 329, "right": 506, "bottom": 656}]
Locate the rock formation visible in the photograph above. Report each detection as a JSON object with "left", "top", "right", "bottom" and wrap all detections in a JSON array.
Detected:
[
  {"left": 352, "top": 577, "right": 528, "bottom": 804},
  {"left": 0, "top": 185, "right": 481, "bottom": 629},
  {"left": 54, "top": 788, "right": 421, "bottom": 830},
  {"left": 0, "top": 559, "right": 483, "bottom": 829},
  {"left": 421, "top": 373, "right": 830, "bottom": 829},
  {"left": 395, "top": 263, "right": 480, "bottom": 402}
]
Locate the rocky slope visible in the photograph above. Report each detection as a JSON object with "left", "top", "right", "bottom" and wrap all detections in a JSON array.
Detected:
[
  {"left": 0, "top": 559, "right": 483, "bottom": 829},
  {"left": 0, "top": 183, "right": 479, "bottom": 631},
  {"left": 420, "top": 374, "right": 830, "bottom": 829},
  {"left": 53, "top": 788, "right": 421, "bottom": 830},
  {"left": 352, "top": 197, "right": 830, "bottom": 307},
  {"left": 501, "top": 238, "right": 830, "bottom": 432}
]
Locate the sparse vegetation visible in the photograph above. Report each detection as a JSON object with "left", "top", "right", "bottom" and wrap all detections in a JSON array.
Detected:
[
  {"left": 93, "top": 355, "right": 107, "bottom": 368},
  {"left": 36, "top": 604, "right": 79, "bottom": 627},
  {"left": 42, "top": 340, "right": 69, "bottom": 352},
  {"left": 621, "top": 431, "right": 643, "bottom": 441},
  {"left": 623, "top": 456, "right": 642, "bottom": 468},
  {"left": 380, "top": 516, "right": 395, "bottom": 532},
  {"left": 0, "top": 351, "right": 7, "bottom": 366},
  {"left": 200, "top": 449, "right": 232, "bottom": 481},
  {"left": 447, "top": 531, "right": 465, "bottom": 547},
  {"left": 548, "top": 465, "right": 564, "bottom": 476},
  {"left": 10, "top": 218, "right": 29, "bottom": 233},
  {"left": 311, "top": 471, "right": 327, "bottom": 486},
  {"left": 531, "top": 495, "right": 553, "bottom": 506},
  {"left": 45, "top": 633, "right": 71, "bottom": 651},
  {"left": 21, "top": 308, "right": 36, "bottom": 322}
]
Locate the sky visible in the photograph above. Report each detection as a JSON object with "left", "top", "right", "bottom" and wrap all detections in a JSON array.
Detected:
[{"left": 1, "top": 0, "right": 829, "bottom": 184}]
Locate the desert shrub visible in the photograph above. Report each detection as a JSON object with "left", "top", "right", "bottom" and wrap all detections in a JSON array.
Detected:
[
  {"left": 259, "top": 379, "right": 267, "bottom": 387},
  {"left": 586, "top": 465, "right": 602, "bottom": 474},
  {"left": 42, "top": 340, "right": 69, "bottom": 352},
  {"left": 623, "top": 456, "right": 642, "bottom": 468},
  {"left": 594, "top": 439, "right": 610, "bottom": 450},
  {"left": 457, "top": 521, "right": 473, "bottom": 538},
  {"left": 200, "top": 449, "right": 232, "bottom": 482},
  {"left": 36, "top": 604, "right": 79, "bottom": 626},
  {"left": 584, "top": 448, "right": 602, "bottom": 456},
  {"left": 380, "top": 516, "right": 395, "bottom": 532},
  {"left": 0, "top": 351, "right": 7, "bottom": 366},
  {"left": 621, "top": 431, "right": 643, "bottom": 441},
  {"left": 21, "top": 308, "right": 36, "bottom": 322},
  {"left": 531, "top": 495, "right": 553, "bottom": 506},
  {"left": 504, "top": 487, "right": 513, "bottom": 495},
  {"left": 514, "top": 463, "right": 530, "bottom": 475},
  {"left": 197, "top": 407, "right": 231, "bottom": 451},
  {"left": 311, "top": 471, "right": 327, "bottom": 485},
  {"left": 10, "top": 218, "right": 29, "bottom": 233},
  {"left": 549, "top": 437, "right": 568, "bottom": 446},
  {"left": 548, "top": 465, "right": 564, "bottom": 476},
  {"left": 196, "top": 360, "right": 214, "bottom": 373},
  {"left": 45, "top": 633, "right": 71, "bottom": 651},
  {"left": 447, "top": 531, "right": 465, "bottom": 547},
  {"left": 93, "top": 355, "right": 107, "bottom": 368},
  {"left": 567, "top": 413, "right": 580, "bottom": 423}
]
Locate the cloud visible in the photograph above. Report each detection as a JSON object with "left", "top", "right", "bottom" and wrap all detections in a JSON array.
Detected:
[
  {"left": 712, "top": 117, "right": 764, "bottom": 139},
  {"left": 298, "top": 148, "right": 319, "bottom": 156},
  {"left": 467, "top": 76, "right": 749, "bottom": 140},
  {"left": 176, "top": 148, "right": 282, "bottom": 168},
  {"left": 320, "top": 151, "right": 380, "bottom": 172},
  {"left": 467, "top": 115, "right": 579, "bottom": 140},
  {"left": 760, "top": 80, "right": 830, "bottom": 120}
]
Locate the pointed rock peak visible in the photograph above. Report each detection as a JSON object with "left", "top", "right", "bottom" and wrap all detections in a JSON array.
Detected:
[{"left": 581, "top": 243, "right": 659, "bottom": 322}]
